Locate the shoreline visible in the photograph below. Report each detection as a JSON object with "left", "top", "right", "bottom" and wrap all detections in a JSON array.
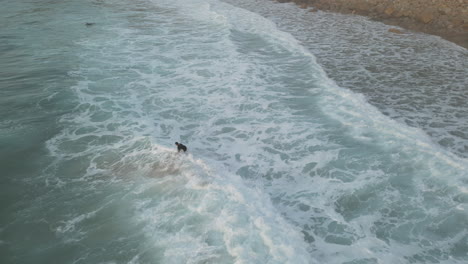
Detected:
[{"left": 278, "top": 0, "right": 468, "bottom": 49}]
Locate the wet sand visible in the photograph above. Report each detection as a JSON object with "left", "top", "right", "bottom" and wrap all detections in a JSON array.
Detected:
[{"left": 280, "top": 0, "right": 468, "bottom": 49}]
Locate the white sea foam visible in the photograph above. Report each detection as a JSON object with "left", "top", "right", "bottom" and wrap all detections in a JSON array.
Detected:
[
  {"left": 37, "top": 0, "right": 468, "bottom": 263},
  {"left": 229, "top": 0, "right": 468, "bottom": 159}
]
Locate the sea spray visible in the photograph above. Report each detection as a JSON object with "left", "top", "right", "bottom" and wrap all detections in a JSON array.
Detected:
[{"left": 1, "top": 0, "right": 467, "bottom": 263}]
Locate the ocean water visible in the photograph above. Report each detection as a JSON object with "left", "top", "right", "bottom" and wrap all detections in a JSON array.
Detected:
[{"left": 1, "top": 0, "right": 467, "bottom": 263}]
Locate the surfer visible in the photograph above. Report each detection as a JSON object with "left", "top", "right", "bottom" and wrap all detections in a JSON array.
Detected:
[{"left": 175, "top": 142, "right": 187, "bottom": 153}]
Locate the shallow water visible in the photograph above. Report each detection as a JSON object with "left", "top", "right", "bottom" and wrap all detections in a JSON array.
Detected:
[{"left": 1, "top": 0, "right": 467, "bottom": 263}]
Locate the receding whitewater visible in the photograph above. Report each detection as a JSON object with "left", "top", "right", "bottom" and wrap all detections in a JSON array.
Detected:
[{"left": 1, "top": 0, "right": 467, "bottom": 263}]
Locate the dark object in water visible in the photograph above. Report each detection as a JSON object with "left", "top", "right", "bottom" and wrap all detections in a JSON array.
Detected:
[
  {"left": 175, "top": 142, "right": 187, "bottom": 153},
  {"left": 85, "top": 22, "right": 95, "bottom": 27}
]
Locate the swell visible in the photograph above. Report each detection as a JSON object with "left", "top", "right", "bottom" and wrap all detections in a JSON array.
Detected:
[{"left": 38, "top": 0, "right": 468, "bottom": 263}]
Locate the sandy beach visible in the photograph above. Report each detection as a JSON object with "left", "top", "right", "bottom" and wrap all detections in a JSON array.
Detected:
[{"left": 282, "top": 0, "right": 468, "bottom": 49}]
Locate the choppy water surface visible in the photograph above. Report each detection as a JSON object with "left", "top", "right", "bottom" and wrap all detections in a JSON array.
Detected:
[
  {"left": 224, "top": 0, "right": 468, "bottom": 159},
  {"left": 1, "top": 0, "right": 467, "bottom": 263}
]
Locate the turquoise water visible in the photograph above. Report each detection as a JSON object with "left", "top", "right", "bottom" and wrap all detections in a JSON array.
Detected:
[{"left": 1, "top": 0, "right": 467, "bottom": 263}]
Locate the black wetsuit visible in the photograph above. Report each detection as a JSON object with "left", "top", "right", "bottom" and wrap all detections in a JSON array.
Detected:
[{"left": 177, "top": 143, "right": 187, "bottom": 152}]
